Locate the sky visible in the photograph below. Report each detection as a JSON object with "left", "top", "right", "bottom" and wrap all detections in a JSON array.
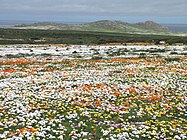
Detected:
[{"left": 0, "top": 0, "right": 187, "bottom": 24}]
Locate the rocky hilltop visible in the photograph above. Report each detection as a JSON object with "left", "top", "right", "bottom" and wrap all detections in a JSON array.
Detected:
[{"left": 14, "top": 20, "right": 169, "bottom": 34}]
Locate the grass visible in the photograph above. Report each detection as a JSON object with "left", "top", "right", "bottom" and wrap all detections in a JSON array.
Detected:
[
  {"left": 165, "top": 57, "right": 181, "bottom": 62},
  {"left": 0, "top": 28, "right": 187, "bottom": 45}
]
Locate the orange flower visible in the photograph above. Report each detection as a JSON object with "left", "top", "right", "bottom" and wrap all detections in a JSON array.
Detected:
[
  {"left": 164, "top": 105, "right": 168, "bottom": 109},
  {"left": 29, "top": 104, "right": 33, "bottom": 108},
  {"left": 69, "top": 63, "right": 73, "bottom": 67},
  {"left": 14, "top": 133, "right": 17, "bottom": 137},
  {"left": 182, "top": 124, "right": 187, "bottom": 127},
  {"left": 121, "top": 107, "right": 129, "bottom": 111},
  {"left": 48, "top": 117, "right": 53, "bottom": 121},
  {"left": 72, "top": 101, "right": 79, "bottom": 106},
  {"left": 46, "top": 68, "right": 51, "bottom": 72},
  {"left": 95, "top": 99, "right": 101, "bottom": 107},
  {"left": 165, "top": 99, "right": 169, "bottom": 103},
  {"left": 19, "top": 128, "right": 26, "bottom": 133},
  {"left": 3, "top": 68, "right": 16, "bottom": 73},
  {"left": 158, "top": 90, "right": 163, "bottom": 94},
  {"left": 41, "top": 85, "right": 45, "bottom": 90},
  {"left": 113, "top": 93, "right": 120, "bottom": 97},
  {"left": 2, "top": 108, "right": 6, "bottom": 111},
  {"left": 7, "top": 131, "right": 12, "bottom": 136},
  {"left": 129, "top": 88, "right": 137, "bottom": 94},
  {"left": 82, "top": 86, "right": 89, "bottom": 91},
  {"left": 87, "top": 101, "right": 91, "bottom": 106},
  {"left": 30, "top": 127, "right": 37, "bottom": 133},
  {"left": 0, "top": 59, "right": 38, "bottom": 65}
]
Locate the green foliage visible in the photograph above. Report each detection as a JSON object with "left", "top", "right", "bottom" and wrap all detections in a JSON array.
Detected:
[
  {"left": 0, "top": 28, "right": 187, "bottom": 45},
  {"left": 170, "top": 52, "right": 178, "bottom": 55},
  {"left": 165, "top": 57, "right": 181, "bottom": 62}
]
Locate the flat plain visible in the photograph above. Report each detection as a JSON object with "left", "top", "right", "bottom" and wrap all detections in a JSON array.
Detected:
[{"left": 0, "top": 44, "right": 187, "bottom": 139}]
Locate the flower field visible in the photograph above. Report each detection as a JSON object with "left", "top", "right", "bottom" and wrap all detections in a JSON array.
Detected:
[{"left": 0, "top": 46, "right": 187, "bottom": 139}]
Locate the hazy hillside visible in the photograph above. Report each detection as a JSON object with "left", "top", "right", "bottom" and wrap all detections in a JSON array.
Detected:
[{"left": 14, "top": 20, "right": 169, "bottom": 34}]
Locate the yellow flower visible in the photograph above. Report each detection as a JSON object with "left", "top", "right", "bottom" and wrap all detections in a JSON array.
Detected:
[
  {"left": 47, "top": 112, "right": 51, "bottom": 115},
  {"left": 130, "top": 104, "right": 134, "bottom": 108},
  {"left": 170, "top": 132, "right": 173, "bottom": 135},
  {"left": 151, "top": 126, "right": 157, "bottom": 131},
  {"left": 97, "top": 113, "right": 101, "bottom": 117},
  {"left": 156, "top": 113, "right": 162, "bottom": 117},
  {"left": 12, "top": 123, "right": 16, "bottom": 126},
  {"left": 121, "top": 128, "right": 125, "bottom": 132},
  {"left": 75, "top": 106, "right": 80, "bottom": 109},
  {"left": 115, "top": 128, "right": 121, "bottom": 133},
  {"left": 61, "top": 106, "right": 66, "bottom": 111},
  {"left": 107, "top": 115, "right": 111, "bottom": 119},
  {"left": 68, "top": 111, "right": 72, "bottom": 114},
  {"left": 52, "top": 110, "right": 57, "bottom": 114},
  {"left": 128, "top": 125, "right": 133, "bottom": 130},
  {"left": 146, "top": 134, "right": 150, "bottom": 137},
  {"left": 79, "top": 109, "right": 82, "bottom": 112},
  {"left": 92, "top": 120, "right": 96, "bottom": 123},
  {"left": 162, "top": 133, "right": 166, "bottom": 137}
]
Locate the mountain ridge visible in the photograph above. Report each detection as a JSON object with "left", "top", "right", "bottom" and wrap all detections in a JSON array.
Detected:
[{"left": 14, "top": 20, "right": 169, "bottom": 34}]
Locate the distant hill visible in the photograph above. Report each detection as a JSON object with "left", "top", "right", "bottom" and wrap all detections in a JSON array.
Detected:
[
  {"left": 134, "top": 21, "right": 168, "bottom": 31},
  {"left": 14, "top": 20, "right": 169, "bottom": 34}
]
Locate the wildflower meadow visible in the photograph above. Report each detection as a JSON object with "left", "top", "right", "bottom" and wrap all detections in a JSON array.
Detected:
[{"left": 0, "top": 45, "right": 187, "bottom": 140}]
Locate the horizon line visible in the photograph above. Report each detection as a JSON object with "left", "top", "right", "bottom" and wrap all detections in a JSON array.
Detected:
[{"left": 0, "top": 19, "right": 187, "bottom": 25}]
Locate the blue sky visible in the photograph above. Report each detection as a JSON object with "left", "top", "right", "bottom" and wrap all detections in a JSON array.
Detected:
[{"left": 0, "top": 0, "right": 187, "bottom": 24}]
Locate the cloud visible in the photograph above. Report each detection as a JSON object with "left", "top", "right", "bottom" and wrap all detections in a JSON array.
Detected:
[{"left": 0, "top": 0, "right": 187, "bottom": 23}]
